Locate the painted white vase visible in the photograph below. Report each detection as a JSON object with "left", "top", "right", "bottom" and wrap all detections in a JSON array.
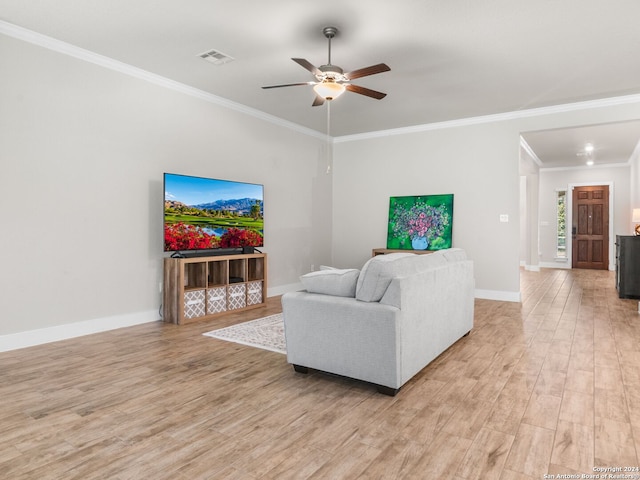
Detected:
[{"left": 411, "top": 236, "right": 429, "bottom": 250}]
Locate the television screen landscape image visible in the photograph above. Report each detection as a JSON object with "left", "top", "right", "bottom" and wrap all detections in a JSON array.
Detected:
[
  {"left": 387, "top": 194, "right": 453, "bottom": 251},
  {"left": 164, "top": 173, "right": 264, "bottom": 252}
]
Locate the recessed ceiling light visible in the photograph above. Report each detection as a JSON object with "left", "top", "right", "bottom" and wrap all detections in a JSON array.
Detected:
[{"left": 584, "top": 143, "right": 594, "bottom": 153}]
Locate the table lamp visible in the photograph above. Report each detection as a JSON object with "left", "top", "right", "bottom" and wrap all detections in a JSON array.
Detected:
[{"left": 633, "top": 208, "right": 640, "bottom": 236}]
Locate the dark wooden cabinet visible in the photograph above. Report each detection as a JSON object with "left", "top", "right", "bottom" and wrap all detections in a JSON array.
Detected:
[{"left": 616, "top": 235, "right": 640, "bottom": 299}]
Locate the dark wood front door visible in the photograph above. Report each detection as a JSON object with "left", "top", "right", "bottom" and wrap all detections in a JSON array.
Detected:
[{"left": 572, "top": 185, "right": 609, "bottom": 270}]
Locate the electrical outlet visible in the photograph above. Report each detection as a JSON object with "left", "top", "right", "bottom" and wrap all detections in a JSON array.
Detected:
[{"left": 311, "top": 264, "right": 315, "bottom": 272}]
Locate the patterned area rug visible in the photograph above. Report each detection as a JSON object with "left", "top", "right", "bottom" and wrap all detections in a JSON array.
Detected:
[{"left": 203, "top": 313, "right": 286, "bottom": 354}]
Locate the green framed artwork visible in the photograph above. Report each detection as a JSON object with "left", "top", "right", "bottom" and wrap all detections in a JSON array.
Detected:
[{"left": 387, "top": 194, "right": 454, "bottom": 250}]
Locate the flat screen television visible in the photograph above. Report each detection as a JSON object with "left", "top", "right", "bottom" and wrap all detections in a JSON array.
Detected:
[
  {"left": 164, "top": 173, "right": 264, "bottom": 255},
  {"left": 386, "top": 194, "right": 453, "bottom": 251}
]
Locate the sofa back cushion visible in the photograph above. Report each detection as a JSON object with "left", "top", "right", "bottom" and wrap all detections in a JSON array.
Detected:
[
  {"left": 355, "top": 253, "right": 414, "bottom": 302},
  {"left": 355, "top": 249, "right": 468, "bottom": 302},
  {"left": 441, "top": 248, "right": 467, "bottom": 263}
]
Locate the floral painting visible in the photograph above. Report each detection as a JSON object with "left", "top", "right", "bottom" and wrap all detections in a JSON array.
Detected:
[{"left": 387, "top": 194, "right": 453, "bottom": 250}]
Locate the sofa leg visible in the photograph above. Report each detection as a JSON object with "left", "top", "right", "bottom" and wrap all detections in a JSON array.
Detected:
[
  {"left": 463, "top": 330, "right": 471, "bottom": 337},
  {"left": 292, "top": 364, "right": 309, "bottom": 374},
  {"left": 376, "top": 385, "right": 400, "bottom": 396}
]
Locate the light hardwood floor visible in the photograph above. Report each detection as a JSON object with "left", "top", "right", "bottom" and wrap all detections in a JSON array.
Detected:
[{"left": 1, "top": 268, "right": 639, "bottom": 479}]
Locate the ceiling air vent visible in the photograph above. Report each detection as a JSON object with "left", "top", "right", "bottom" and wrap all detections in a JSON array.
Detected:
[{"left": 198, "top": 49, "right": 234, "bottom": 65}]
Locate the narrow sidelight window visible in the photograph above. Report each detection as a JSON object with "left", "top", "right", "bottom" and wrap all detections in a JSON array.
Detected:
[{"left": 556, "top": 190, "right": 566, "bottom": 258}]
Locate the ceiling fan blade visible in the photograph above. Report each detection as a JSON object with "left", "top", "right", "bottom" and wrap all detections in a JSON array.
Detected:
[
  {"left": 292, "top": 58, "right": 322, "bottom": 76},
  {"left": 312, "top": 95, "right": 325, "bottom": 107},
  {"left": 344, "top": 63, "right": 390, "bottom": 80},
  {"left": 345, "top": 84, "right": 387, "bottom": 100},
  {"left": 262, "top": 82, "right": 315, "bottom": 89}
]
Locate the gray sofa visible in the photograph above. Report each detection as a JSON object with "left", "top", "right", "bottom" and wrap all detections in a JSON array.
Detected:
[{"left": 281, "top": 249, "right": 474, "bottom": 395}]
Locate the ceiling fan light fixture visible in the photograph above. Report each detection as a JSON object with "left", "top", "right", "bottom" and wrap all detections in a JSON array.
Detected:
[
  {"left": 261, "top": 26, "right": 389, "bottom": 106},
  {"left": 313, "top": 81, "right": 346, "bottom": 100}
]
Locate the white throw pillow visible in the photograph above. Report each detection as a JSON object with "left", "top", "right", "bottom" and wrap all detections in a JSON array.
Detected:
[{"left": 300, "top": 268, "right": 360, "bottom": 297}]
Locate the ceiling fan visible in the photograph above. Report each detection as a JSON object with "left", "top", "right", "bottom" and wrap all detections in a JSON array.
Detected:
[{"left": 262, "top": 26, "right": 390, "bottom": 106}]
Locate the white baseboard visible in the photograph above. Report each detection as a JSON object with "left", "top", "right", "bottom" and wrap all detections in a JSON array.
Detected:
[
  {"left": 538, "top": 262, "right": 615, "bottom": 271},
  {"left": 0, "top": 310, "right": 160, "bottom": 352},
  {"left": 271, "top": 284, "right": 522, "bottom": 303},
  {"left": 475, "top": 289, "right": 522, "bottom": 303},
  {"left": 539, "top": 261, "right": 572, "bottom": 269},
  {"left": 1, "top": 284, "right": 521, "bottom": 352},
  {"left": 267, "top": 282, "right": 303, "bottom": 297},
  {"left": 2, "top": 282, "right": 305, "bottom": 352},
  {"left": 273, "top": 284, "right": 522, "bottom": 302},
  {"left": 524, "top": 265, "right": 541, "bottom": 272}
]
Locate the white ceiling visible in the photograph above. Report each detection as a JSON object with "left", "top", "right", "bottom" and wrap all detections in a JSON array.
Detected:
[
  {"left": 2, "top": 0, "right": 640, "bottom": 167},
  {"left": 522, "top": 121, "right": 640, "bottom": 169}
]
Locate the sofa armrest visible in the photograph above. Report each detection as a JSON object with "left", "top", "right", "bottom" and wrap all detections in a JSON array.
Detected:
[
  {"left": 281, "top": 291, "right": 403, "bottom": 388},
  {"left": 380, "top": 260, "right": 474, "bottom": 384}
]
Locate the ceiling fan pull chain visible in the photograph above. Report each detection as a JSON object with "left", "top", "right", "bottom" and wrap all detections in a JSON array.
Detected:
[{"left": 326, "top": 101, "right": 332, "bottom": 174}]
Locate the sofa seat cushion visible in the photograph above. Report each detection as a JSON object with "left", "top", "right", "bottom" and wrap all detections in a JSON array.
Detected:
[{"left": 300, "top": 268, "right": 360, "bottom": 297}]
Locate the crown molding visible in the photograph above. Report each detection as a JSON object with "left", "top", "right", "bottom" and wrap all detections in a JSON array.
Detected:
[
  {"left": 540, "top": 162, "right": 630, "bottom": 173},
  {"left": 0, "top": 20, "right": 327, "bottom": 141},
  {"left": 3, "top": 19, "right": 640, "bottom": 145},
  {"left": 630, "top": 138, "right": 640, "bottom": 162},
  {"left": 519, "top": 137, "right": 543, "bottom": 167},
  {"left": 334, "top": 95, "right": 640, "bottom": 143}
]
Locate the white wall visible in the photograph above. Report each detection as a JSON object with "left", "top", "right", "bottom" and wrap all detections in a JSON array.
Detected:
[
  {"left": 0, "top": 34, "right": 332, "bottom": 344},
  {"left": 333, "top": 123, "right": 522, "bottom": 301},
  {"left": 538, "top": 166, "right": 631, "bottom": 269},
  {"left": 333, "top": 103, "right": 640, "bottom": 301},
  {"left": 519, "top": 176, "right": 527, "bottom": 265},
  {"left": 519, "top": 142, "right": 540, "bottom": 270},
  {"left": 4, "top": 26, "right": 640, "bottom": 348},
  {"left": 631, "top": 145, "right": 640, "bottom": 210}
]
